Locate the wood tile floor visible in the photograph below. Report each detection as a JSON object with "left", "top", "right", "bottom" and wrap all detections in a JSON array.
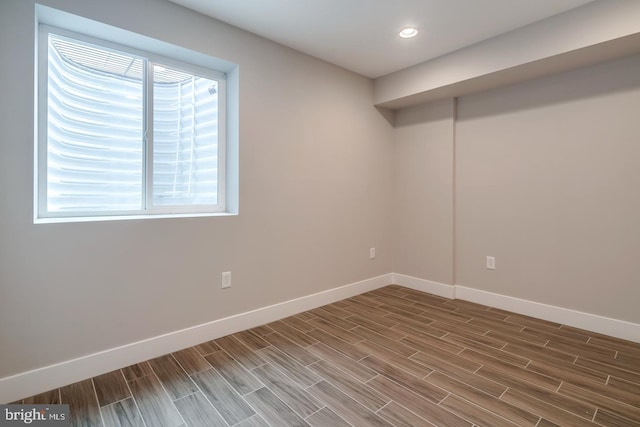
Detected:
[{"left": 12, "top": 285, "right": 640, "bottom": 426}]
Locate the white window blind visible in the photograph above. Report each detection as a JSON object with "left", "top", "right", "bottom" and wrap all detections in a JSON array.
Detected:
[
  {"left": 39, "top": 30, "right": 226, "bottom": 219},
  {"left": 152, "top": 64, "right": 220, "bottom": 207}
]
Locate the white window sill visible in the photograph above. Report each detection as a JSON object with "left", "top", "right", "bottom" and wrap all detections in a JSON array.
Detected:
[{"left": 34, "top": 211, "right": 238, "bottom": 225}]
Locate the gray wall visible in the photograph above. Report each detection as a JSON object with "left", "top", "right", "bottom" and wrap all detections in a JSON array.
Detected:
[
  {"left": 0, "top": 0, "right": 394, "bottom": 378},
  {"left": 393, "top": 100, "right": 455, "bottom": 285},
  {"left": 394, "top": 54, "right": 640, "bottom": 323},
  {"left": 2, "top": 0, "right": 639, "bottom": 383},
  {"left": 456, "top": 54, "right": 640, "bottom": 322}
]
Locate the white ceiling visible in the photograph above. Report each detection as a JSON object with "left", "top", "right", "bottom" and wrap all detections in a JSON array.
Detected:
[{"left": 168, "top": 0, "right": 594, "bottom": 78}]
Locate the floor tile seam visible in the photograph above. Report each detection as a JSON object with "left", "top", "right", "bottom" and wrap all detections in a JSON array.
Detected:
[
  {"left": 462, "top": 344, "right": 534, "bottom": 366},
  {"left": 307, "top": 324, "right": 366, "bottom": 346},
  {"left": 172, "top": 390, "right": 203, "bottom": 403},
  {"left": 498, "top": 386, "right": 509, "bottom": 400},
  {"left": 378, "top": 398, "right": 440, "bottom": 427},
  {"left": 300, "top": 404, "right": 329, "bottom": 420},
  {"left": 362, "top": 373, "right": 382, "bottom": 387},
  {"left": 255, "top": 346, "right": 320, "bottom": 389},
  {"left": 543, "top": 341, "right": 619, "bottom": 363},
  {"left": 170, "top": 350, "right": 213, "bottom": 376},
  {"left": 379, "top": 302, "right": 428, "bottom": 317},
  {"left": 347, "top": 306, "right": 392, "bottom": 319},
  {"left": 307, "top": 342, "right": 370, "bottom": 372},
  {"left": 497, "top": 344, "right": 579, "bottom": 370},
  {"left": 305, "top": 351, "right": 378, "bottom": 385},
  {"left": 423, "top": 368, "right": 507, "bottom": 402},
  {"left": 170, "top": 351, "right": 210, "bottom": 381},
  {"left": 359, "top": 353, "right": 434, "bottom": 382},
  {"left": 402, "top": 335, "right": 468, "bottom": 356},
  {"left": 217, "top": 336, "right": 271, "bottom": 369},
  {"left": 576, "top": 357, "right": 640, "bottom": 379},
  {"left": 502, "top": 383, "right": 601, "bottom": 423},
  {"left": 348, "top": 301, "right": 389, "bottom": 314},
  {"left": 344, "top": 314, "right": 399, "bottom": 331},
  {"left": 243, "top": 386, "right": 305, "bottom": 427},
  {"left": 146, "top": 357, "right": 190, "bottom": 427},
  {"left": 89, "top": 376, "right": 107, "bottom": 427},
  {"left": 305, "top": 378, "right": 388, "bottom": 424},
  {"left": 228, "top": 414, "right": 270, "bottom": 427},
  {"left": 474, "top": 362, "right": 560, "bottom": 393},
  {"left": 306, "top": 324, "right": 370, "bottom": 352},
  {"left": 569, "top": 356, "right": 612, "bottom": 377},
  {"left": 98, "top": 393, "right": 138, "bottom": 409},
  {"left": 118, "top": 368, "right": 148, "bottom": 427},
  {"left": 262, "top": 339, "right": 320, "bottom": 368},
  {"left": 358, "top": 338, "right": 420, "bottom": 360},
  {"left": 500, "top": 393, "right": 591, "bottom": 425},
  {"left": 563, "top": 338, "right": 626, "bottom": 356},
  {"left": 409, "top": 349, "right": 480, "bottom": 379},
  {"left": 225, "top": 396, "right": 262, "bottom": 427},
  {"left": 301, "top": 376, "right": 324, "bottom": 392},
  {"left": 526, "top": 359, "right": 611, "bottom": 387},
  {"left": 484, "top": 329, "right": 549, "bottom": 349},
  {"left": 369, "top": 369, "right": 451, "bottom": 408},
  {"left": 553, "top": 378, "right": 563, "bottom": 393},
  {"left": 414, "top": 344, "right": 487, "bottom": 371},
  {"left": 389, "top": 323, "right": 445, "bottom": 344},
  {"left": 206, "top": 353, "right": 268, "bottom": 397},
  {"left": 441, "top": 391, "right": 528, "bottom": 427},
  {"left": 508, "top": 319, "right": 565, "bottom": 334},
  {"left": 374, "top": 399, "right": 393, "bottom": 414},
  {"left": 490, "top": 317, "right": 531, "bottom": 331},
  {"left": 557, "top": 382, "right": 640, "bottom": 416},
  {"left": 233, "top": 388, "right": 272, "bottom": 427},
  {"left": 590, "top": 408, "right": 640, "bottom": 427},
  {"left": 194, "top": 342, "right": 220, "bottom": 357},
  {"left": 306, "top": 365, "right": 392, "bottom": 412},
  {"left": 575, "top": 396, "right": 640, "bottom": 426},
  {"left": 351, "top": 324, "right": 407, "bottom": 342},
  {"left": 270, "top": 319, "right": 320, "bottom": 341},
  {"left": 169, "top": 351, "right": 229, "bottom": 398},
  {"left": 186, "top": 366, "right": 243, "bottom": 426}
]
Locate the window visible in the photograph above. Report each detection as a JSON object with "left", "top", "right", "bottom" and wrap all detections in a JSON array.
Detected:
[{"left": 37, "top": 26, "right": 229, "bottom": 221}]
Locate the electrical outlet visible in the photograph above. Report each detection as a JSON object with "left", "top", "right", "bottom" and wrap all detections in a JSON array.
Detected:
[
  {"left": 370, "top": 247, "right": 376, "bottom": 259},
  {"left": 486, "top": 256, "right": 496, "bottom": 270},
  {"left": 221, "top": 271, "right": 232, "bottom": 289}
]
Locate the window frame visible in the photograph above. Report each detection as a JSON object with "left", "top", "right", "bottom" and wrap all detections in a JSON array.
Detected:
[{"left": 36, "top": 25, "right": 228, "bottom": 221}]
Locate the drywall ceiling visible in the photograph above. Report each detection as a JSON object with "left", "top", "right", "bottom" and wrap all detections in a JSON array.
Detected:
[{"left": 168, "top": 0, "right": 594, "bottom": 78}]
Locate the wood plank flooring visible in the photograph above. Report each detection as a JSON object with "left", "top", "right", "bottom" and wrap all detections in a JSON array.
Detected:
[{"left": 11, "top": 285, "right": 640, "bottom": 426}]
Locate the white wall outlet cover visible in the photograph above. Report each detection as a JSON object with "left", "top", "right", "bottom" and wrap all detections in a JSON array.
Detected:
[
  {"left": 486, "top": 256, "right": 496, "bottom": 270},
  {"left": 221, "top": 271, "right": 232, "bottom": 288}
]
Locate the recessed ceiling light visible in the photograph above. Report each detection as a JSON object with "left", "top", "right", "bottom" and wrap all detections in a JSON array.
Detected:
[{"left": 399, "top": 27, "right": 418, "bottom": 39}]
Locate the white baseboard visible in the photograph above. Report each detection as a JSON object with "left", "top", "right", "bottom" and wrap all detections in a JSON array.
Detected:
[
  {"left": 0, "top": 273, "right": 392, "bottom": 403},
  {"left": 4, "top": 272, "right": 639, "bottom": 403},
  {"left": 391, "top": 273, "right": 455, "bottom": 299},
  {"left": 391, "top": 273, "right": 640, "bottom": 343},
  {"left": 455, "top": 285, "right": 640, "bottom": 343}
]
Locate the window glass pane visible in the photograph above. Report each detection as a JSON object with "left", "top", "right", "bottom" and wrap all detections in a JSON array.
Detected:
[
  {"left": 152, "top": 64, "right": 219, "bottom": 206},
  {"left": 46, "top": 34, "right": 143, "bottom": 212}
]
